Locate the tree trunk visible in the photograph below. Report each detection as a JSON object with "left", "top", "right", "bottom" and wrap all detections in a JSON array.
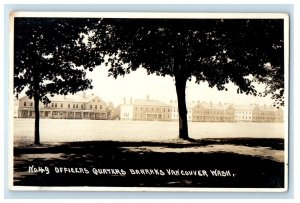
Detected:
[
  {"left": 175, "top": 75, "right": 189, "bottom": 140},
  {"left": 34, "top": 96, "right": 40, "bottom": 145}
]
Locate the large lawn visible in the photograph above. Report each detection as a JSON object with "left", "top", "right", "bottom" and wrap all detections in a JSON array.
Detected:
[{"left": 13, "top": 119, "right": 285, "bottom": 145}]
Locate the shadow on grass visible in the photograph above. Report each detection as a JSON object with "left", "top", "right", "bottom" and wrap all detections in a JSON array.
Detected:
[{"left": 13, "top": 138, "right": 285, "bottom": 188}]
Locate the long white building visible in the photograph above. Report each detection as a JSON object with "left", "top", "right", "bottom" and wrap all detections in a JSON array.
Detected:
[{"left": 120, "top": 95, "right": 172, "bottom": 121}]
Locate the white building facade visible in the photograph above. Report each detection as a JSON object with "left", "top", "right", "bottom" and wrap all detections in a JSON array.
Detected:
[{"left": 120, "top": 96, "right": 172, "bottom": 121}]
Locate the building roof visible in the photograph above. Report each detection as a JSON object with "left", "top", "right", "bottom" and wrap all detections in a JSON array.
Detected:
[
  {"left": 194, "top": 102, "right": 233, "bottom": 110},
  {"left": 232, "top": 104, "right": 282, "bottom": 112},
  {"left": 132, "top": 99, "right": 171, "bottom": 107},
  {"left": 48, "top": 94, "right": 95, "bottom": 103},
  {"left": 169, "top": 101, "right": 197, "bottom": 109},
  {"left": 256, "top": 105, "right": 281, "bottom": 112},
  {"left": 18, "top": 93, "right": 102, "bottom": 103},
  {"left": 233, "top": 105, "right": 258, "bottom": 111}
]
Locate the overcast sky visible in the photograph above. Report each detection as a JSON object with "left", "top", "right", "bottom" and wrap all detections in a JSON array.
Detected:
[{"left": 85, "top": 64, "right": 274, "bottom": 107}]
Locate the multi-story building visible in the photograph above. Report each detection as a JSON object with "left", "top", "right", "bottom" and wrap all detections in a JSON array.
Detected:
[
  {"left": 169, "top": 100, "right": 193, "bottom": 121},
  {"left": 234, "top": 104, "right": 284, "bottom": 123},
  {"left": 120, "top": 95, "right": 172, "bottom": 121},
  {"left": 192, "top": 101, "right": 235, "bottom": 122},
  {"left": 252, "top": 105, "right": 284, "bottom": 123},
  {"left": 234, "top": 105, "right": 256, "bottom": 122},
  {"left": 15, "top": 93, "right": 284, "bottom": 123},
  {"left": 16, "top": 93, "right": 108, "bottom": 120}
]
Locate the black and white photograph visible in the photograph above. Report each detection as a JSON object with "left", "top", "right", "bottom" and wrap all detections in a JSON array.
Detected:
[{"left": 9, "top": 12, "right": 289, "bottom": 191}]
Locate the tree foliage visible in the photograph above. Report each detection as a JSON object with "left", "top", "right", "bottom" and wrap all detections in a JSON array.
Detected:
[
  {"left": 14, "top": 18, "right": 95, "bottom": 102},
  {"left": 80, "top": 18, "right": 284, "bottom": 139},
  {"left": 86, "top": 19, "right": 283, "bottom": 96},
  {"left": 14, "top": 18, "right": 96, "bottom": 144}
]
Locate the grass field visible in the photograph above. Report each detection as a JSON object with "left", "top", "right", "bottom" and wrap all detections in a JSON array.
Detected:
[
  {"left": 12, "top": 119, "right": 286, "bottom": 189},
  {"left": 13, "top": 119, "right": 285, "bottom": 145}
]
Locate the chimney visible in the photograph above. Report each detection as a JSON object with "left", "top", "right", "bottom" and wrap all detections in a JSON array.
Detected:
[
  {"left": 264, "top": 104, "right": 266, "bottom": 109},
  {"left": 210, "top": 101, "right": 212, "bottom": 107},
  {"left": 123, "top": 97, "right": 126, "bottom": 104},
  {"left": 130, "top": 97, "right": 132, "bottom": 104},
  {"left": 64, "top": 95, "right": 66, "bottom": 99},
  {"left": 146, "top": 95, "right": 149, "bottom": 101},
  {"left": 83, "top": 92, "right": 86, "bottom": 98}
]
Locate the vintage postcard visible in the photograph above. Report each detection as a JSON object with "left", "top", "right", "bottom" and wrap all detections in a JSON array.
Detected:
[{"left": 9, "top": 12, "right": 289, "bottom": 192}]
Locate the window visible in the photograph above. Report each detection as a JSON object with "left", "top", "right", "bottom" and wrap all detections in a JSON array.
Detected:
[
  {"left": 30, "top": 102, "right": 33, "bottom": 106},
  {"left": 95, "top": 105, "right": 97, "bottom": 109},
  {"left": 68, "top": 104, "right": 70, "bottom": 108},
  {"left": 90, "top": 105, "right": 92, "bottom": 109},
  {"left": 51, "top": 103, "right": 54, "bottom": 107},
  {"left": 55, "top": 103, "right": 57, "bottom": 107},
  {"left": 76, "top": 104, "right": 78, "bottom": 109},
  {"left": 24, "top": 102, "right": 26, "bottom": 106},
  {"left": 61, "top": 103, "right": 63, "bottom": 107},
  {"left": 100, "top": 105, "right": 102, "bottom": 109},
  {"left": 73, "top": 104, "right": 75, "bottom": 108},
  {"left": 81, "top": 104, "right": 84, "bottom": 109}
]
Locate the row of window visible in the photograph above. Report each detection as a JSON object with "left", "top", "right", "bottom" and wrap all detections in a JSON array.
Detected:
[
  {"left": 123, "top": 113, "right": 172, "bottom": 119},
  {"left": 172, "top": 109, "right": 193, "bottom": 113},
  {"left": 193, "top": 110, "right": 233, "bottom": 114},
  {"left": 23, "top": 111, "right": 106, "bottom": 117},
  {"left": 193, "top": 116, "right": 234, "bottom": 121},
  {"left": 134, "top": 106, "right": 171, "bottom": 112},
  {"left": 23, "top": 102, "right": 33, "bottom": 107},
  {"left": 23, "top": 102, "right": 103, "bottom": 110},
  {"left": 235, "top": 116, "right": 252, "bottom": 120},
  {"left": 52, "top": 112, "right": 99, "bottom": 117},
  {"left": 235, "top": 111, "right": 252, "bottom": 115}
]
